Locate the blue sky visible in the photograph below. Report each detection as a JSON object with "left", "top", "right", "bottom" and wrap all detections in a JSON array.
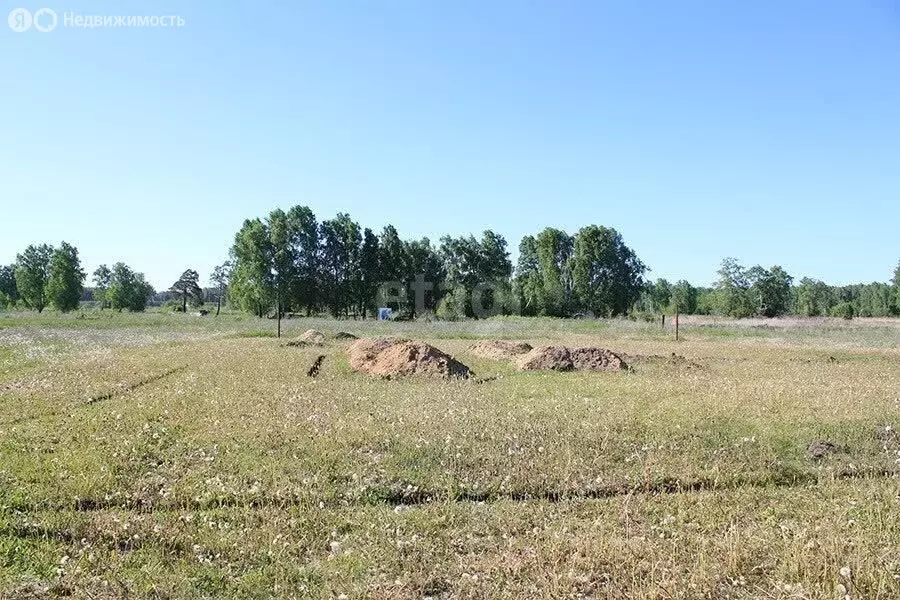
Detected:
[{"left": 2, "top": 0, "right": 899, "bottom": 289}]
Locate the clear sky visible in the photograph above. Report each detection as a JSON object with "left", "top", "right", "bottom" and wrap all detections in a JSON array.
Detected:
[{"left": 2, "top": 0, "right": 899, "bottom": 290}]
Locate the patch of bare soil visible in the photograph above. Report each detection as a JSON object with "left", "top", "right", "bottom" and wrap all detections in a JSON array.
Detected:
[
  {"left": 468, "top": 340, "right": 533, "bottom": 360},
  {"left": 515, "top": 346, "right": 628, "bottom": 372},
  {"left": 348, "top": 338, "right": 472, "bottom": 379}
]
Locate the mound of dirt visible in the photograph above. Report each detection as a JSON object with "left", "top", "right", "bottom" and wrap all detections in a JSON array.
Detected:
[
  {"left": 570, "top": 347, "right": 628, "bottom": 371},
  {"left": 333, "top": 331, "right": 358, "bottom": 340},
  {"left": 298, "top": 329, "right": 326, "bottom": 344},
  {"left": 516, "top": 345, "right": 627, "bottom": 372},
  {"left": 348, "top": 338, "right": 472, "bottom": 379},
  {"left": 347, "top": 337, "right": 407, "bottom": 369},
  {"left": 516, "top": 345, "right": 574, "bottom": 371},
  {"left": 468, "top": 340, "right": 533, "bottom": 360},
  {"left": 807, "top": 440, "right": 841, "bottom": 460}
]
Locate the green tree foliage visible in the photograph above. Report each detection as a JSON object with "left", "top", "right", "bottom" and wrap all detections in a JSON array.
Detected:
[
  {"left": 670, "top": 280, "right": 698, "bottom": 314},
  {"left": 435, "top": 285, "right": 468, "bottom": 320},
  {"left": 357, "top": 229, "right": 380, "bottom": 319},
  {"left": 14, "top": 244, "right": 53, "bottom": 313},
  {"left": 513, "top": 236, "right": 542, "bottom": 316},
  {"left": 92, "top": 265, "right": 112, "bottom": 309},
  {"left": 534, "top": 228, "right": 573, "bottom": 317},
  {"left": 218, "top": 206, "right": 900, "bottom": 322},
  {"left": 170, "top": 269, "right": 204, "bottom": 312},
  {"left": 832, "top": 301, "right": 854, "bottom": 320},
  {"left": 229, "top": 207, "right": 321, "bottom": 318},
  {"left": 377, "top": 225, "right": 409, "bottom": 312},
  {"left": 439, "top": 231, "right": 512, "bottom": 317},
  {"left": 0, "top": 265, "right": 18, "bottom": 307},
  {"left": 267, "top": 209, "right": 299, "bottom": 316},
  {"left": 746, "top": 265, "right": 793, "bottom": 317},
  {"left": 712, "top": 259, "right": 794, "bottom": 318},
  {"left": 855, "top": 283, "right": 892, "bottom": 317},
  {"left": 891, "top": 261, "right": 900, "bottom": 316},
  {"left": 404, "top": 237, "right": 444, "bottom": 316},
  {"left": 831, "top": 282, "right": 893, "bottom": 318},
  {"left": 210, "top": 262, "right": 232, "bottom": 316},
  {"left": 46, "top": 242, "right": 86, "bottom": 312},
  {"left": 230, "top": 218, "right": 274, "bottom": 318},
  {"left": 288, "top": 206, "right": 319, "bottom": 315},
  {"left": 713, "top": 258, "right": 754, "bottom": 318},
  {"left": 703, "top": 260, "right": 900, "bottom": 319},
  {"left": 439, "top": 235, "right": 482, "bottom": 298},
  {"left": 475, "top": 231, "right": 514, "bottom": 317},
  {"left": 795, "top": 277, "right": 833, "bottom": 317},
  {"left": 319, "top": 213, "right": 361, "bottom": 317},
  {"left": 107, "top": 263, "right": 154, "bottom": 311},
  {"left": 570, "top": 225, "right": 646, "bottom": 317},
  {"left": 648, "top": 279, "right": 672, "bottom": 312}
]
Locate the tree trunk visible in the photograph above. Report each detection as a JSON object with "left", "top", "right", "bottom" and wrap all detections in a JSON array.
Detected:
[
  {"left": 276, "top": 299, "right": 282, "bottom": 338},
  {"left": 181, "top": 293, "right": 187, "bottom": 313},
  {"left": 216, "top": 293, "right": 221, "bottom": 316}
]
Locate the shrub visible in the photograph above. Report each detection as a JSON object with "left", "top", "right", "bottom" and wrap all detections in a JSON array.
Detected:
[{"left": 831, "top": 302, "right": 854, "bottom": 320}]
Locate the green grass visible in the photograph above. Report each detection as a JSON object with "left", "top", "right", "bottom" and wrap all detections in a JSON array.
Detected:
[{"left": 1, "top": 311, "right": 899, "bottom": 597}]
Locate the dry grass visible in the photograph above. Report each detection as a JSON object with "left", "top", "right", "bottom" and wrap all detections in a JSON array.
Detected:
[{"left": 1, "top": 311, "right": 899, "bottom": 598}]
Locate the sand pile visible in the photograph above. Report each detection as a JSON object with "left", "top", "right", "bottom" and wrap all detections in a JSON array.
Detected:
[
  {"left": 348, "top": 338, "right": 472, "bottom": 379},
  {"left": 298, "top": 329, "right": 327, "bottom": 344},
  {"left": 468, "top": 340, "right": 533, "bottom": 360},
  {"left": 515, "top": 345, "right": 628, "bottom": 372}
]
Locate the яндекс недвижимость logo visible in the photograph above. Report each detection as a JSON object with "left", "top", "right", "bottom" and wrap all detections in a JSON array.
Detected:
[
  {"left": 8, "top": 8, "right": 185, "bottom": 32},
  {"left": 8, "top": 8, "right": 57, "bottom": 32}
]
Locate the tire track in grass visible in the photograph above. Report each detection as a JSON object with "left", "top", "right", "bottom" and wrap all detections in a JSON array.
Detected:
[
  {"left": 0, "top": 365, "right": 188, "bottom": 426},
  {"left": 4, "top": 466, "right": 896, "bottom": 515},
  {"left": 85, "top": 366, "right": 187, "bottom": 405}
]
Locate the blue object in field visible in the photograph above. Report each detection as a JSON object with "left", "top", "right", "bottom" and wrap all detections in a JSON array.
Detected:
[{"left": 377, "top": 307, "right": 393, "bottom": 321}]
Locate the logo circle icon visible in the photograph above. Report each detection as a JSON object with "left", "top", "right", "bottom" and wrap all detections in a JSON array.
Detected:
[
  {"left": 8, "top": 8, "right": 32, "bottom": 32},
  {"left": 33, "top": 8, "right": 57, "bottom": 32}
]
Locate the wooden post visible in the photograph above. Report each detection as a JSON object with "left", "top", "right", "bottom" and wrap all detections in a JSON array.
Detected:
[
  {"left": 675, "top": 311, "right": 679, "bottom": 341},
  {"left": 277, "top": 299, "right": 282, "bottom": 339},
  {"left": 661, "top": 314, "right": 665, "bottom": 329}
]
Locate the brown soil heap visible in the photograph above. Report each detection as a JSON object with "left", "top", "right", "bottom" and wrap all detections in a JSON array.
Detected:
[
  {"left": 516, "top": 345, "right": 573, "bottom": 371},
  {"left": 569, "top": 347, "right": 628, "bottom": 371},
  {"left": 516, "top": 345, "right": 627, "bottom": 372},
  {"left": 468, "top": 340, "right": 533, "bottom": 360},
  {"left": 298, "top": 329, "right": 327, "bottom": 344},
  {"left": 348, "top": 338, "right": 472, "bottom": 379}
]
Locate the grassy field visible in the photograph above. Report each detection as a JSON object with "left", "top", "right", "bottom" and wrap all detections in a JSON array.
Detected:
[{"left": 1, "top": 310, "right": 899, "bottom": 598}]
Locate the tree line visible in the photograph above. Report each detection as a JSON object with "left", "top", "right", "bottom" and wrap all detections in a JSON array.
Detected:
[
  {"left": 2, "top": 213, "right": 899, "bottom": 321},
  {"left": 0, "top": 245, "right": 155, "bottom": 313},
  {"left": 638, "top": 258, "right": 900, "bottom": 319},
  {"left": 225, "top": 206, "right": 648, "bottom": 320}
]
